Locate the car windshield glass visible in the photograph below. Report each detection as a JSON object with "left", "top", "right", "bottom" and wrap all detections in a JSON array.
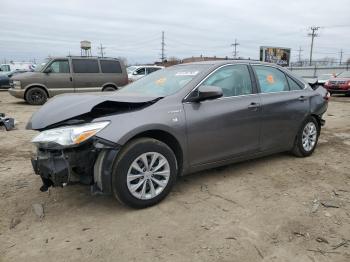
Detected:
[
  {"left": 127, "top": 66, "right": 138, "bottom": 74},
  {"left": 337, "top": 71, "right": 350, "bottom": 78},
  {"left": 119, "top": 65, "right": 209, "bottom": 96},
  {"left": 34, "top": 59, "right": 50, "bottom": 72}
]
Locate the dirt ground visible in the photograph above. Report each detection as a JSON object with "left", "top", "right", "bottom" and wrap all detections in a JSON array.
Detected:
[{"left": 0, "top": 90, "right": 349, "bottom": 262}]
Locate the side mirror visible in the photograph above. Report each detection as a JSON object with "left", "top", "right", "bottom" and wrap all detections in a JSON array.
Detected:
[
  {"left": 132, "top": 71, "right": 138, "bottom": 75},
  {"left": 44, "top": 67, "right": 52, "bottom": 74},
  {"left": 187, "top": 85, "right": 223, "bottom": 102}
]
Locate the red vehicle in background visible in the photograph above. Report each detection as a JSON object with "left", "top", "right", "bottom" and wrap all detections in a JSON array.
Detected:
[{"left": 324, "top": 71, "right": 350, "bottom": 96}]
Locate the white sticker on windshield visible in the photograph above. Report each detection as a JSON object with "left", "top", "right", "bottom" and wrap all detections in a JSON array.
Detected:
[{"left": 175, "top": 71, "right": 199, "bottom": 76}]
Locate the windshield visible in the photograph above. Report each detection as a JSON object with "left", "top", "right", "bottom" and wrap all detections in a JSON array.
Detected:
[
  {"left": 35, "top": 59, "right": 50, "bottom": 72},
  {"left": 127, "top": 66, "right": 138, "bottom": 74},
  {"left": 119, "top": 64, "right": 209, "bottom": 97},
  {"left": 337, "top": 71, "right": 350, "bottom": 78}
]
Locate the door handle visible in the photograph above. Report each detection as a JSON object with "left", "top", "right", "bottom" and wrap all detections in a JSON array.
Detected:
[
  {"left": 298, "top": 96, "right": 307, "bottom": 101},
  {"left": 248, "top": 102, "right": 260, "bottom": 110},
  {"left": 70, "top": 77, "right": 73, "bottom": 82}
]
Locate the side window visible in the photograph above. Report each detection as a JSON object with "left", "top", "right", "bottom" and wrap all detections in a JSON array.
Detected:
[
  {"left": 286, "top": 75, "right": 303, "bottom": 90},
  {"left": 147, "top": 67, "right": 161, "bottom": 74},
  {"left": 135, "top": 68, "right": 146, "bottom": 75},
  {"left": 72, "top": 59, "right": 99, "bottom": 73},
  {"left": 253, "top": 66, "right": 289, "bottom": 93},
  {"left": 100, "top": 60, "right": 122, "bottom": 73},
  {"left": 201, "top": 64, "right": 253, "bottom": 97},
  {"left": 48, "top": 60, "right": 70, "bottom": 73}
]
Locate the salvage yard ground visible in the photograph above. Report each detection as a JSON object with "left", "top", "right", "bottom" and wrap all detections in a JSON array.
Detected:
[{"left": 0, "top": 90, "right": 349, "bottom": 262}]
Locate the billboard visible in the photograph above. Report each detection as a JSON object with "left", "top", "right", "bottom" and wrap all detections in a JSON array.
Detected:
[{"left": 260, "top": 46, "right": 291, "bottom": 67}]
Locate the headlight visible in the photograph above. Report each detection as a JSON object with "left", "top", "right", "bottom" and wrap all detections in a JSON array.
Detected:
[
  {"left": 31, "top": 121, "right": 110, "bottom": 147},
  {"left": 13, "top": 80, "right": 21, "bottom": 89}
]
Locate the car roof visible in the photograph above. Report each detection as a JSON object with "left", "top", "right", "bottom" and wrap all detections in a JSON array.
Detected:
[
  {"left": 49, "top": 56, "right": 120, "bottom": 60},
  {"left": 183, "top": 59, "right": 276, "bottom": 66}
]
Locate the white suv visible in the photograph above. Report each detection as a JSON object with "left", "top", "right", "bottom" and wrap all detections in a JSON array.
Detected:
[{"left": 127, "top": 65, "right": 164, "bottom": 82}]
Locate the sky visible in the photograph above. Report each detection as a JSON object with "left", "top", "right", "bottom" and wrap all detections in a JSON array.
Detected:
[{"left": 0, "top": 0, "right": 350, "bottom": 64}]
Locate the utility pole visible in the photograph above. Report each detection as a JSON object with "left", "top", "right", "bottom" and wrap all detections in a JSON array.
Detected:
[
  {"left": 98, "top": 43, "right": 106, "bottom": 58},
  {"left": 339, "top": 49, "right": 343, "bottom": 65},
  {"left": 231, "top": 39, "right": 239, "bottom": 59},
  {"left": 297, "top": 46, "right": 303, "bottom": 65},
  {"left": 308, "top": 26, "right": 320, "bottom": 66},
  {"left": 161, "top": 31, "right": 166, "bottom": 63}
]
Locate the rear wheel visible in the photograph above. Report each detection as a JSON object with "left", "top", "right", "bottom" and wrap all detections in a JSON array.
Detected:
[
  {"left": 111, "top": 138, "right": 177, "bottom": 208},
  {"left": 25, "top": 87, "right": 47, "bottom": 105},
  {"left": 292, "top": 116, "right": 320, "bottom": 157},
  {"left": 103, "top": 86, "right": 117, "bottom": 92}
]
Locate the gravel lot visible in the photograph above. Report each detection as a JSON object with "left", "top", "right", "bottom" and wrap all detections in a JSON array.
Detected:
[{"left": 0, "top": 91, "right": 349, "bottom": 262}]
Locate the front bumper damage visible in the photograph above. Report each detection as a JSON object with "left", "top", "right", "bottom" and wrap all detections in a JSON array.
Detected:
[{"left": 31, "top": 139, "right": 119, "bottom": 194}]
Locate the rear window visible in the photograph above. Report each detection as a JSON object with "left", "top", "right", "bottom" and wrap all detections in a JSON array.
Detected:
[
  {"left": 72, "top": 59, "right": 99, "bottom": 73},
  {"left": 100, "top": 60, "right": 122, "bottom": 73}
]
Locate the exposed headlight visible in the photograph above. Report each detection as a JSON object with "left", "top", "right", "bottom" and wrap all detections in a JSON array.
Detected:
[
  {"left": 12, "top": 80, "right": 21, "bottom": 89},
  {"left": 31, "top": 121, "right": 110, "bottom": 147}
]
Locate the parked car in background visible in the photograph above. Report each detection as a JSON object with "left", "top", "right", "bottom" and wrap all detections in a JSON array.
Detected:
[
  {"left": 0, "top": 62, "right": 35, "bottom": 74},
  {"left": 127, "top": 65, "right": 164, "bottom": 82},
  {"left": 28, "top": 60, "right": 329, "bottom": 208},
  {"left": 324, "top": 71, "right": 350, "bottom": 96},
  {"left": 0, "top": 70, "right": 28, "bottom": 89},
  {"left": 8, "top": 56, "right": 128, "bottom": 105}
]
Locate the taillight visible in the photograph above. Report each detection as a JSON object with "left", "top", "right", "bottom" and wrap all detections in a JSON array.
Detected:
[{"left": 324, "top": 81, "right": 329, "bottom": 86}]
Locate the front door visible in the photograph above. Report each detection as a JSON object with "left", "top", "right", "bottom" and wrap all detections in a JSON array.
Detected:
[
  {"left": 44, "top": 59, "right": 73, "bottom": 95},
  {"left": 184, "top": 64, "right": 261, "bottom": 166}
]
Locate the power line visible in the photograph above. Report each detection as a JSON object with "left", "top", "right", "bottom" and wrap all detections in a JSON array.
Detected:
[
  {"left": 231, "top": 39, "right": 239, "bottom": 59},
  {"left": 160, "top": 31, "right": 166, "bottom": 63},
  {"left": 308, "top": 26, "right": 320, "bottom": 65},
  {"left": 98, "top": 43, "right": 106, "bottom": 58},
  {"left": 297, "top": 46, "right": 303, "bottom": 64},
  {"left": 339, "top": 49, "right": 343, "bottom": 65}
]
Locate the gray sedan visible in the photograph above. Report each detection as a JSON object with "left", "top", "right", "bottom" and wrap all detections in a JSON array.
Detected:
[{"left": 28, "top": 60, "right": 329, "bottom": 208}]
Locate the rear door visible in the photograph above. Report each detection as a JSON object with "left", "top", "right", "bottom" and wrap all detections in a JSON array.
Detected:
[
  {"left": 252, "top": 65, "right": 309, "bottom": 151},
  {"left": 71, "top": 59, "right": 101, "bottom": 92},
  {"left": 44, "top": 59, "right": 73, "bottom": 95},
  {"left": 184, "top": 64, "right": 261, "bottom": 166}
]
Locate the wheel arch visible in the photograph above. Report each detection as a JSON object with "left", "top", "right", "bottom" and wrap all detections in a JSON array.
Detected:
[
  {"left": 125, "top": 129, "right": 184, "bottom": 176},
  {"left": 102, "top": 82, "right": 118, "bottom": 90}
]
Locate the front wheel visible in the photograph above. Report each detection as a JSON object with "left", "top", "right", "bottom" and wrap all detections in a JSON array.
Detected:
[
  {"left": 25, "top": 87, "right": 47, "bottom": 105},
  {"left": 292, "top": 117, "right": 320, "bottom": 157},
  {"left": 111, "top": 138, "right": 177, "bottom": 208}
]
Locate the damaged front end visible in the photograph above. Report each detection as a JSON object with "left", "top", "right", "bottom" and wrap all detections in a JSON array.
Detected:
[
  {"left": 30, "top": 120, "right": 118, "bottom": 194},
  {"left": 27, "top": 92, "right": 162, "bottom": 194},
  {"left": 32, "top": 137, "right": 119, "bottom": 194}
]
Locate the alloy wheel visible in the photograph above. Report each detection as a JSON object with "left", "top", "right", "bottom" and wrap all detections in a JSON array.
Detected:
[
  {"left": 302, "top": 122, "right": 317, "bottom": 152},
  {"left": 126, "top": 152, "right": 170, "bottom": 200}
]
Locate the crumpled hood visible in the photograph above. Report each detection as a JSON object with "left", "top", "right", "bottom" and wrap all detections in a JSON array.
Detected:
[{"left": 27, "top": 92, "right": 161, "bottom": 130}]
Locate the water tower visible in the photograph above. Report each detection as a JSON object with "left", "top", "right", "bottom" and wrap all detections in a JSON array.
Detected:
[{"left": 80, "top": 40, "right": 92, "bottom": 56}]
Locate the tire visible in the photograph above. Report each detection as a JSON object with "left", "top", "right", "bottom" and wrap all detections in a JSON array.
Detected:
[
  {"left": 25, "top": 87, "right": 47, "bottom": 105},
  {"left": 103, "top": 86, "right": 117, "bottom": 92},
  {"left": 292, "top": 116, "right": 320, "bottom": 157},
  {"left": 111, "top": 138, "right": 177, "bottom": 208}
]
